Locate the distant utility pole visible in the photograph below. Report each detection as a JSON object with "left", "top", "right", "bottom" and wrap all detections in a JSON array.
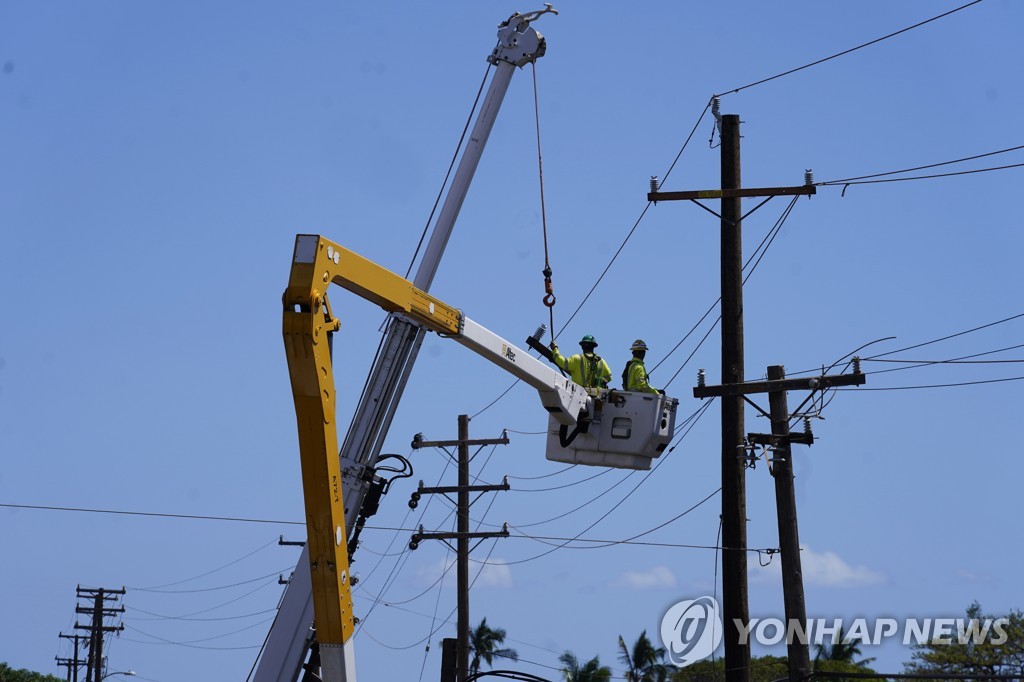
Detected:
[
  {"left": 695, "top": 363, "right": 865, "bottom": 682},
  {"left": 409, "top": 416, "right": 510, "bottom": 682},
  {"left": 74, "top": 586, "right": 125, "bottom": 682},
  {"left": 649, "top": 111, "right": 815, "bottom": 682},
  {"left": 56, "top": 632, "right": 83, "bottom": 682}
]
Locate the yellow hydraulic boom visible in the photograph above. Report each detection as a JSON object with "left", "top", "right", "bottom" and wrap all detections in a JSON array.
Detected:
[{"left": 281, "top": 235, "right": 462, "bottom": 664}]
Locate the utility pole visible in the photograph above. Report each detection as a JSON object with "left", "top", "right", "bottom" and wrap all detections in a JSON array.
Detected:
[
  {"left": 409, "top": 418, "right": 510, "bottom": 682},
  {"left": 719, "top": 113, "right": 750, "bottom": 682},
  {"left": 649, "top": 111, "right": 816, "bottom": 682},
  {"left": 695, "top": 363, "right": 865, "bottom": 682},
  {"left": 764, "top": 365, "right": 811, "bottom": 682},
  {"left": 57, "top": 632, "right": 83, "bottom": 682},
  {"left": 74, "top": 586, "right": 125, "bottom": 682}
]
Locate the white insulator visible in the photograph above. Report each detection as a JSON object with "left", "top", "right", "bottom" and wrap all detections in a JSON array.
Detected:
[
  {"left": 804, "top": 169, "right": 814, "bottom": 186},
  {"left": 650, "top": 176, "right": 659, "bottom": 193}
]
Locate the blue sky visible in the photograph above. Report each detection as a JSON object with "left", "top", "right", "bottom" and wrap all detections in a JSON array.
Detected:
[{"left": 2, "top": 2, "right": 1023, "bottom": 680}]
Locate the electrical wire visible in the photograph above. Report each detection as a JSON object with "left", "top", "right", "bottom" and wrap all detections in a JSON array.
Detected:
[
  {"left": 823, "top": 161, "right": 1024, "bottom": 189},
  {"left": 818, "top": 143, "right": 1024, "bottom": 185},
  {"left": 661, "top": 196, "right": 800, "bottom": 389},
  {"left": 865, "top": 312, "right": 1024, "bottom": 359},
  {"left": 716, "top": 0, "right": 985, "bottom": 96},
  {"left": 358, "top": 442, "right": 503, "bottom": 609},
  {"left": 127, "top": 606, "right": 278, "bottom": 623},
  {"left": 0, "top": 502, "right": 304, "bottom": 525},
  {"left": 555, "top": 102, "right": 711, "bottom": 340},
  {"left": 838, "top": 374, "right": 1024, "bottom": 391},
  {"left": 359, "top": 537, "right": 501, "bottom": 651},
  {"left": 510, "top": 467, "right": 613, "bottom": 493},
  {"left": 123, "top": 624, "right": 265, "bottom": 651},
  {"left": 481, "top": 398, "right": 714, "bottom": 567},
  {"left": 133, "top": 537, "right": 278, "bottom": 590},
  {"left": 129, "top": 568, "right": 293, "bottom": 594},
  {"left": 126, "top": 578, "right": 280, "bottom": 620},
  {"left": 404, "top": 62, "right": 493, "bottom": 279}
]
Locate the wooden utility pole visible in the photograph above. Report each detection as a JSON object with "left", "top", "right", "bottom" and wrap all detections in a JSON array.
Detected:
[
  {"left": 409, "top": 419, "right": 510, "bottom": 682},
  {"left": 457, "top": 415, "right": 471, "bottom": 682},
  {"left": 74, "top": 586, "right": 125, "bottom": 682},
  {"left": 766, "top": 365, "right": 811, "bottom": 682},
  {"left": 696, "top": 365, "right": 865, "bottom": 682},
  {"left": 649, "top": 113, "right": 816, "bottom": 682},
  {"left": 719, "top": 113, "right": 750, "bottom": 682},
  {"left": 57, "top": 632, "right": 83, "bottom": 682}
]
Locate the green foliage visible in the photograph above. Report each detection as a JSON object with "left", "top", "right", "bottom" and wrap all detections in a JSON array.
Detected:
[
  {"left": 468, "top": 617, "right": 518, "bottom": 675},
  {"left": 670, "top": 654, "right": 882, "bottom": 682},
  {"left": 0, "top": 662, "right": 64, "bottom": 682},
  {"left": 559, "top": 651, "right": 613, "bottom": 682},
  {"left": 815, "top": 626, "right": 876, "bottom": 668},
  {"left": 618, "top": 630, "right": 675, "bottom": 682},
  {"left": 904, "top": 602, "right": 1024, "bottom": 679}
]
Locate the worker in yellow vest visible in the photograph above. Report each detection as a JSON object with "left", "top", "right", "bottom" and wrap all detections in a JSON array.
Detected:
[
  {"left": 622, "top": 339, "right": 663, "bottom": 394},
  {"left": 549, "top": 334, "right": 612, "bottom": 389}
]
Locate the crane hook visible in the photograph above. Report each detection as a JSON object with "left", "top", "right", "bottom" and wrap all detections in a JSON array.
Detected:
[{"left": 542, "top": 267, "right": 556, "bottom": 307}]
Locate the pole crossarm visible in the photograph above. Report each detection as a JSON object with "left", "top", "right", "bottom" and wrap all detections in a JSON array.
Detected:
[
  {"left": 411, "top": 435, "right": 510, "bottom": 449},
  {"left": 413, "top": 525, "right": 510, "bottom": 542},
  {"left": 694, "top": 371, "right": 865, "bottom": 398},
  {"left": 747, "top": 431, "right": 815, "bottom": 447},
  {"left": 649, "top": 184, "right": 815, "bottom": 202},
  {"left": 419, "top": 479, "right": 510, "bottom": 495}
]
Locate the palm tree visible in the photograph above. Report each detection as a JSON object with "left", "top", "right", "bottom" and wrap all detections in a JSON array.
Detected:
[
  {"left": 814, "top": 626, "right": 876, "bottom": 668},
  {"left": 559, "top": 651, "right": 612, "bottom": 682},
  {"left": 617, "top": 630, "right": 673, "bottom": 682},
  {"left": 468, "top": 618, "right": 519, "bottom": 675}
]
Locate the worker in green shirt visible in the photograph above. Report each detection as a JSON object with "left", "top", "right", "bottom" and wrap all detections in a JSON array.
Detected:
[
  {"left": 549, "top": 334, "right": 612, "bottom": 389},
  {"left": 622, "top": 339, "right": 662, "bottom": 394}
]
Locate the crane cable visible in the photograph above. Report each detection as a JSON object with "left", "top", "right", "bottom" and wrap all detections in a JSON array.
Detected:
[{"left": 531, "top": 61, "right": 557, "bottom": 337}]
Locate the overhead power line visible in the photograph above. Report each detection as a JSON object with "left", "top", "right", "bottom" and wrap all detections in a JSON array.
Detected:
[
  {"left": 0, "top": 502, "right": 304, "bottom": 525},
  {"left": 866, "top": 312, "right": 1024, "bottom": 359},
  {"left": 717, "top": 0, "right": 985, "bottom": 96},
  {"left": 822, "top": 161, "right": 1024, "bottom": 190},
  {"left": 819, "top": 143, "right": 1024, "bottom": 185},
  {"left": 839, "top": 374, "right": 1024, "bottom": 391}
]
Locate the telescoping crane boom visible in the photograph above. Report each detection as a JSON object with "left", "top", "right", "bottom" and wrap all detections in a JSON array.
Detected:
[{"left": 281, "top": 234, "right": 679, "bottom": 681}]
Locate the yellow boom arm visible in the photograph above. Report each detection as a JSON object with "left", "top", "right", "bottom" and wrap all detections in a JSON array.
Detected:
[{"left": 281, "top": 235, "right": 462, "bottom": 655}]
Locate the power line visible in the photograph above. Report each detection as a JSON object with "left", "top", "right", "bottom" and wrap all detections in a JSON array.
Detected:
[
  {"left": 838, "top": 374, "right": 1024, "bottom": 391},
  {"left": 127, "top": 606, "right": 278, "bottom": 623},
  {"left": 865, "top": 312, "right": 1024, "bottom": 359},
  {"left": 717, "top": 0, "right": 985, "bottom": 96},
  {"left": 133, "top": 537, "right": 279, "bottom": 590},
  {"left": 0, "top": 502, "right": 304, "bottom": 525},
  {"left": 127, "top": 578, "right": 280, "bottom": 619},
  {"left": 661, "top": 195, "right": 800, "bottom": 389},
  {"left": 819, "top": 143, "right": 1024, "bottom": 185},
  {"left": 481, "top": 400, "right": 714, "bottom": 567},
  {"left": 821, "top": 161, "right": 1024, "bottom": 189},
  {"left": 554, "top": 101, "right": 711, "bottom": 340},
  {"left": 129, "top": 568, "right": 293, "bottom": 594}
]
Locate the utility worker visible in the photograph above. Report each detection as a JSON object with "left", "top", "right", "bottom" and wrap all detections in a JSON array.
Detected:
[
  {"left": 549, "top": 334, "right": 612, "bottom": 389},
  {"left": 622, "top": 339, "right": 663, "bottom": 394}
]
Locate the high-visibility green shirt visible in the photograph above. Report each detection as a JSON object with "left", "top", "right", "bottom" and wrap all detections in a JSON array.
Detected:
[
  {"left": 551, "top": 348, "right": 612, "bottom": 389},
  {"left": 623, "top": 358, "right": 659, "bottom": 394}
]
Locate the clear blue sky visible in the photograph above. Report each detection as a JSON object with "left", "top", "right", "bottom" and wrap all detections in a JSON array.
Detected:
[{"left": 2, "top": 2, "right": 1022, "bottom": 680}]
